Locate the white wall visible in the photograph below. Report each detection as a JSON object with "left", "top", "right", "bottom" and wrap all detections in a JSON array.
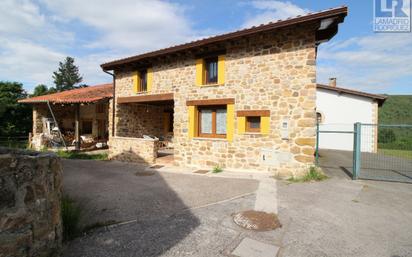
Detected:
[{"left": 316, "top": 88, "right": 376, "bottom": 152}]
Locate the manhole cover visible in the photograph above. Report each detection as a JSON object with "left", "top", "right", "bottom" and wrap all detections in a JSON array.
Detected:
[
  {"left": 150, "top": 165, "right": 164, "bottom": 169},
  {"left": 233, "top": 210, "right": 281, "bottom": 231},
  {"left": 135, "top": 171, "right": 155, "bottom": 176},
  {"left": 194, "top": 170, "right": 209, "bottom": 174}
]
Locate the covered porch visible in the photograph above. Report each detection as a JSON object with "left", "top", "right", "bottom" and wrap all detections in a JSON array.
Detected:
[
  {"left": 108, "top": 93, "right": 174, "bottom": 165},
  {"left": 18, "top": 84, "right": 112, "bottom": 151}
]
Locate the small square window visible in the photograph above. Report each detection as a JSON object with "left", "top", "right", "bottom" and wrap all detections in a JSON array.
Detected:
[
  {"left": 246, "top": 116, "right": 261, "bottom": 133},
  {"left": 204, "top": 57, "right": 218, "bottom": 84}
]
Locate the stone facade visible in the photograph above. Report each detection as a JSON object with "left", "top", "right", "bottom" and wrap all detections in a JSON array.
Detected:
[
  {"left": 112, "top": 24, "right": 318, "bottom": 177},
  {"left": 0, "top": 148, "right": 62, "bottom": 257},
  {"left": 108, "top": 137, "right": 158, "bottom": 164}
]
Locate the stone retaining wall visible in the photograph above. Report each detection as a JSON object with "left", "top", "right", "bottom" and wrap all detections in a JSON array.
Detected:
[
  {"left": 108, "top": 137, "right": 158, "bottom": 164},
  {"left": 0, "top": 148, "right": 62, "bottom": 257}
]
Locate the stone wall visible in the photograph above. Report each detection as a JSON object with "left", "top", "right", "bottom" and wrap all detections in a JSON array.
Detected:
[
  {"left": 0, "top": 148, "right": 62, "bottom": 257},
  {"left": 108, "top": 137, "right": 158, "bottom": 164},
  {"left": 113, "top": 23, "right": 318, "bottom": 177},
  {"left": 115, "top": 103, "right": 164, "bottom": 138}
]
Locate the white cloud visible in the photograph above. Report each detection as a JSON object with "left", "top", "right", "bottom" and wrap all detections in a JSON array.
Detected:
[
  {"left": 40, "top": 0, "right": 195, "bottom": 52},
  {"left": 0, "top": 39, "right": 65, "bottom": 85},
  {"left": 317, "top": 33, "right": 412, "bottom": 92},
  {"left": 0, "top": 0, "right": 197, "bottom": 92},
  {"left": 242, "top": 0, "right": 309, "bottom": 28}
]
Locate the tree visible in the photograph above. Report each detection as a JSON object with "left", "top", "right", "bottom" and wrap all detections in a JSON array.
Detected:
[
  {"left": 52, "top": 56, "right": 83, "bottom": 91},
  {"left": 0, "top": 81, "right": 32, "bottom": 137},
  {"left": 32, "top": 84, "right": 57, "bottom": 96}
]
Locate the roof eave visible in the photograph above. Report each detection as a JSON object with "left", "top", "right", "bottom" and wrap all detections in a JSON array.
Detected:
[{"left": 101, "top": 6, "right": 348, "bottom": 71}]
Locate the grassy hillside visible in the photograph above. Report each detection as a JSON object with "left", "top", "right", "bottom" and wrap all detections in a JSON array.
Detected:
[
  {"left": 379, "top": 95, "right": 412, "bottom": 124},
  {"left": 378, "top": 95, "right": 412, "bottom": 151}
]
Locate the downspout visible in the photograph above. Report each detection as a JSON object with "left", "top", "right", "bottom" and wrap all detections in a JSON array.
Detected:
[{"left": 103, "top": 70, "right": 116, "bottom": 137}]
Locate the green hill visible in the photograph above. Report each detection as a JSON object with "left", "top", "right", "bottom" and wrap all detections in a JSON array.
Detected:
[
  {"left": 379, "top": 95, "right": 412, "bottom": 124},
  {"left": 378, "top": 95, "right": 412, "bottom": 151}
]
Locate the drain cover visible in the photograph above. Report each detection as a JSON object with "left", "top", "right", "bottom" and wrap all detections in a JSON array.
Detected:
[
  {"left": 135, "top": 171, "right": 155, "bottom": 176},
  {"left": 194, "top": 170, "right": 209, "bottom": 174},
  {"left": 150, "top": 165, "right": 164, "bottom": 169},
  {"left": 233, "top": 210, "right": 281, "bottom": 231}
]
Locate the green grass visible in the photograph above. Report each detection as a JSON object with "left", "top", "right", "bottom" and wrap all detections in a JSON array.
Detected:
[
  {"left": 287, "top": 166, "right": 328, "bottom": 183},
  {"left": 0, "top": 139, "right": 28, "bottom": 149},
  {"left": 212, "top": 166, "right": 223, "bottom": 173},
  {"left": 379, "top": 149, "right": 412, "bottom": 160},
  {"left": 57, "top": 150, "right": 108, "bottom": 160},
  {"left": 61, "top": 196, "right": 82, "bottom": 241}
]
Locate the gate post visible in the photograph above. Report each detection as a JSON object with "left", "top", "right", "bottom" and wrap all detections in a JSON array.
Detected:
[
  {"left": 353, "top": 122, "right": 361, "bottom": 180},
  {"left": 315, "top": 122, "right": 319, "bottom": 166}
]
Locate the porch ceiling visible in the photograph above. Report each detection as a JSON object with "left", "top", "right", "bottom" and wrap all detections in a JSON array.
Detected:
[{"left": 117, "top": 93, "right": 174, "bottom": 105}]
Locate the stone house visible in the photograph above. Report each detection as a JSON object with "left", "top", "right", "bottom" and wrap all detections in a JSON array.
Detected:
[
  {"left": 101, "top": 7, "right": 348, "bottom": 177},
  {"left": 19, "top": 84, "right": 112, "bottom": 150}
]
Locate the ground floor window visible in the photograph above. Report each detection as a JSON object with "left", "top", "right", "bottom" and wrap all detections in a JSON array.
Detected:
[
  {"left": 198, "top": 106, "right": 227, "bottom": 138},
  {"left": 246, "top": 116, "right": 261, "bottom": 133}
]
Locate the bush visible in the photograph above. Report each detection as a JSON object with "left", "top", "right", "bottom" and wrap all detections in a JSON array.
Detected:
[
  {"left": 61, "top": 196, "right": 82, "bottom": 241},
  {"left": 212, "top": 166, "right": 223, "bottom": 173},
  {"left": 288, "top": 166, "right": 328, "bottom": 183}
]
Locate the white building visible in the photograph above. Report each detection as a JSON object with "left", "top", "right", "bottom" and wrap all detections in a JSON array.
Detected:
[{"left": 316, "top": 78, "right": 386, "bottom": 152}]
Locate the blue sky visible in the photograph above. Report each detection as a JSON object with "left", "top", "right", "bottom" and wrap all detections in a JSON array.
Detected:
[{"left": 0, "top": 0, "right": 410, "bottom": 94}]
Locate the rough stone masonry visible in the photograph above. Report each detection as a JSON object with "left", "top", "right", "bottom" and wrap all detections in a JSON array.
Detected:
[
  {"left": 111, "top": 23, "right": 318, "bottom": 177},
  {"left": 0, "top": 148, "right": 62, "bottom": 257}
]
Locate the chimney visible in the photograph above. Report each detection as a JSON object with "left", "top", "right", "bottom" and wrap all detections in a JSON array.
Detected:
[{"left": 329, "top": 78, "right": 337, "bottom": 87}]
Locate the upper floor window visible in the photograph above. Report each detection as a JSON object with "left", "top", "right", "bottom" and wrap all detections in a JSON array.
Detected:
[
  {"left": 139, "top": 69, "right": 148, "bottom": 92},
  {"left": 133, "top": 68, "right": 153, "bottom": 93},
  {"left": 196, "top": 55, "right": 225, "bottom": 86},
  {"left": 205, "top": 57, "right": 218, "bottom": 84}
]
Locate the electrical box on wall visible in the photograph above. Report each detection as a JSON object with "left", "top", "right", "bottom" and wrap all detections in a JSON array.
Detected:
[{"left": 280, "top": 119, "right": 289, "bottom": 140}]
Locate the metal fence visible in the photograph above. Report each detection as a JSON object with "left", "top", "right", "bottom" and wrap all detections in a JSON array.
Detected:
[
  {"left": 316, "top": 123, "right": 412, "bottom": 183},
  {"left": 0, "top": 136, "right": 28, "bottom": 149},
  {"left": 357, "top": 124, "right": 412, "bottom": 183}
]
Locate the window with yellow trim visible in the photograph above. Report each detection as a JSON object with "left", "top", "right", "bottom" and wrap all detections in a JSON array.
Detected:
[
  {"left": 237, "top": 110, "right": 270, "bottom": 135},
  {"left": 196, "top": 55, "right": 225, "bottom": 86},
  {"left": 246, "top": 116, "right": 261, "bottom": 133},
  {"left": 133, "top": 68, "right": 153, "bottom": 93}
]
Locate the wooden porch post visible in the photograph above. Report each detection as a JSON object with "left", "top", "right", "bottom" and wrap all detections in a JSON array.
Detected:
[{"left": 74, "top": 103, "right": 80, "bottom": 150}]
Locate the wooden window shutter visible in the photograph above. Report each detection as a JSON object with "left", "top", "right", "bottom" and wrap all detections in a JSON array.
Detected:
[
  {"left": 217, "top": 55, "right": 225, "bottom": 85},
  {"left": 188, "top": 106, "right": 198, "bottom": 138},
  {"left": 195, "top": 59, "right": 204, "bottom": 86},
  {"left": 133, "top": 71, "right": 141, "bottom": 93},
  {"left": 147, "top": 68, "right": 153, "bottom": 92},
  {"left": 237, "top": 117, "right": 246, "bottom": 134},
  {"left": 226, "top": 104, "right": 234, "bottom": 142},
  {"left": 261, "top": 116, "right": 270, "bottom": 135}
]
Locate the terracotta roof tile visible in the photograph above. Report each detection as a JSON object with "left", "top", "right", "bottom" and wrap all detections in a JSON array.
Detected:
[{"left": 19, "top": 83, "right": 113, "bottom": 104}]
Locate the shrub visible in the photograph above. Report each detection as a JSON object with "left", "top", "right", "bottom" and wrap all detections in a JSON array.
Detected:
[
  {"left": 212, "top": 166, "right": 223, "bottom": 173},
  {"left": 288, "top": 166, "right": 327, "bottom": 183}
]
